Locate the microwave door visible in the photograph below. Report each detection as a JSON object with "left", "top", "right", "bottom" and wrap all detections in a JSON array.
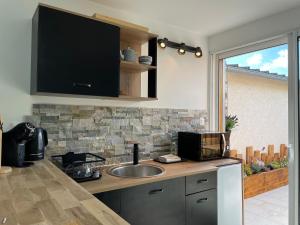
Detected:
[{"left": 203, "top": 145, "right": 221, "bottom": 159}]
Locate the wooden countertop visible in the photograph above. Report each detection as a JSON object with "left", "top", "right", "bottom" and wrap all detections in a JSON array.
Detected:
[
  {"left": 0, "top": 160, "right": 129, "bottom": 225},
  {"left": 81, "top": 158, "right": 241, "bottom": 194}
]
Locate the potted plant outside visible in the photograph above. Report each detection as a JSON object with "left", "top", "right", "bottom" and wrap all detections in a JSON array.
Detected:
[{"left": 225, "top": 115, "right": 238, "bottom": 150}]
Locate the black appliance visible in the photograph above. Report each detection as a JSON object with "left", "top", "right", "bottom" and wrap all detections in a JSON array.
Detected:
[
  {"left": 178, "top": 131, "right": 227, "bottom": 161},
  {"left": 25, "top": 128, "right": 48, "bottom": 161},
  {"left": 52, "top": 152, "right": 105, "bottom": 183},
  {"left": 2, "top": 123, "right": 35, "bottom": 167}
]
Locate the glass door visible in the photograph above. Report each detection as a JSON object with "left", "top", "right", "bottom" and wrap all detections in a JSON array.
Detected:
[{"left": 211, "top": 35, "right": 300, "bottom": 225}]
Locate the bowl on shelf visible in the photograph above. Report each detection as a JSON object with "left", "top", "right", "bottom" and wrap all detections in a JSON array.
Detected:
[{"left": 139, "top": 56, "right": 152, "bottom": 65}]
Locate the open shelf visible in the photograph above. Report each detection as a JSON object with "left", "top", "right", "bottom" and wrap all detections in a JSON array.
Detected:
[
  {"left": 93, "top": 13, "right": 158, "bottom": 101},
  {"left": 120, "top": 61, "right": 157, "bottom": 73}
]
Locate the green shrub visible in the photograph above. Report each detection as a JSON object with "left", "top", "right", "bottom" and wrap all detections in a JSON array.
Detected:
[
  {"left": 269, "top": 161, "right": 281, "bottom": 170},
  {"left": 243, "top": 164, "right": 253, "bottom": 176},
  {"left": 251, "top": 162, "right": 267, "bottom": 174},
  {"left": 279, "top": 158, "right": 288, "bottom": 168}
]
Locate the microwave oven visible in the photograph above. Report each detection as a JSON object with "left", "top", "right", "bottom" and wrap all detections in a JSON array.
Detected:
[{"left": 178, "top": 131, "right": 227, "bottom": 161}]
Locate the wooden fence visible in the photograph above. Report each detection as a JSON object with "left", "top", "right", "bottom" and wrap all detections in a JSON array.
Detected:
[
  {"left": 228, "top": 144, "right": 289, "bottom": 198},
  {"left": 229, "top": 144, "right": 288, "bottom": 164}
]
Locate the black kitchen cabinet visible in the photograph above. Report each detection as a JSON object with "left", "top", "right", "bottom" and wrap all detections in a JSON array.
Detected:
[
  {"left": 94, "top": 190, "right": 121, "bottom": 215},
  {"left": 94, "top": 172, "right": 218, "bottom": 225},
  {"left": 186, "top": 189, "right": 217, "bottom": 225},
  {"left": 121, "top": 177, "right": 185, "bottom": 225},
  {"left": 186, "top": 171, "right": 217, "bottom": 195},
  {"left": 31, "top": 5, "right": 120, "bottom": 97}
]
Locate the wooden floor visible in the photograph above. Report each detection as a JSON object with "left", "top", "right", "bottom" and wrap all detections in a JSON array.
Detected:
[{"left": 244, "top": 185, "right": 288, "bottom": 225}]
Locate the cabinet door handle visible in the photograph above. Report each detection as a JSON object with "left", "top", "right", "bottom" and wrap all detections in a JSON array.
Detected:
[
  {"left": 197, "top": 179, "right": 208, "bottom": 183},
  {"left": 149, "top": 188, "right": 164, "bottom": 195},
  {"left": 73, "top": 82, "right": 92, "bottom": 88},
  {"left": 197, "top": 198, "right": 208, "bottom": 203}
]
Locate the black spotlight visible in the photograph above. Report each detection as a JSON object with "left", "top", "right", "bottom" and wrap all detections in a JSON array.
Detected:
[
  {"left": 158, "top": 38, "right": 168, "bottom": 48},
  {"left": 195, "top": 47, "right": 203, "bottom": 58},
  {"left": 178, "top": 43, "right": 186, "bottom": 55}
]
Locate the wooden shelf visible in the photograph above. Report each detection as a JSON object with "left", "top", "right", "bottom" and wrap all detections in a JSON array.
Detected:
[
  {"left": 120, "top": 61, "right": 156, "bottom": 73},
  {"left": 93, "top": 13, "right": 158, "bottom": 44},
  {"left": 119, "top": 95, "right": 158, "bottom": 101},
  {"left": 120, "top": 29, "right": 157, "bottom": 44}
]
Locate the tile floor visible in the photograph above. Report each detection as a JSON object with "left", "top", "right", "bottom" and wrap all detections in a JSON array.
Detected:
[{"left": 244, "top": 185, "right": 288, "bottom": 225}]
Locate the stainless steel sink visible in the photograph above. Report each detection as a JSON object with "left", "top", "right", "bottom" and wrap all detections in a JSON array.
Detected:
[{"left": 107, "top": 164, "right": 165, "bottom": 178}]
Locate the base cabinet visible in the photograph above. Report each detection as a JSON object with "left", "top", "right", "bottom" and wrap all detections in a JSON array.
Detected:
[
  {"left": 94, "top": 189, "right": 121, "bottom": 214},
  {"left": 95, "top": 177, "right": 185, "bottom": 225},
  {"left": 121, "top": 177, "right": 185, "bottom": 225},
  {"left": 95, "top": 171, "right": 221, "bottom": 225},
  {"left": 186, "top": 189, "right": 217, "bottom": 225}
]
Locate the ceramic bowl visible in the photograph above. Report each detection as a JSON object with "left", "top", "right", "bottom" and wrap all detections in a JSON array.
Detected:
[{"left": 139, "top": 56, "right": 152, "bottom": 65}]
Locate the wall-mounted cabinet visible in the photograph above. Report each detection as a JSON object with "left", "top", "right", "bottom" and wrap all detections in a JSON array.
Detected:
[{"left": 31, "top": 4, "right": 158, "bottom": 101}]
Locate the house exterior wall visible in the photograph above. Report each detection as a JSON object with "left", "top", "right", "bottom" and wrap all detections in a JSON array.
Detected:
[{"left": 227, "top": 71, "right": 288, "bottom": 155}]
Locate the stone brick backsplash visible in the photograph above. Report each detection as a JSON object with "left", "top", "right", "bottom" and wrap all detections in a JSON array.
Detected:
[{"left": 26, "top": 104, "right": 208, "bottom": 164}]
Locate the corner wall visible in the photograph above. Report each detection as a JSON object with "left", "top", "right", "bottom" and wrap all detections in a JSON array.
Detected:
[{"left": 208, "top": 6, "right": 300, "bottom": 53}]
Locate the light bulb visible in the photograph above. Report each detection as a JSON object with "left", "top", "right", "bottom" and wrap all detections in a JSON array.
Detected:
[
  {"left": 178, "top": 43, "right": 186, "bottom": 55},
  {"left": 195, "top": 47, "right": 202, "bottom": 58},
  {"left": 160, "top": 42, "right": 166, "bottom": 48},
  {"left": 158, "top": 38, "right": 168, "bottom": 49}
]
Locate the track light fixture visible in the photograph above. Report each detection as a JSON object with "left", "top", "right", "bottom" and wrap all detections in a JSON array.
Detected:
[{"left": 157, "top": 38, "right": 203, "bottom": 58}]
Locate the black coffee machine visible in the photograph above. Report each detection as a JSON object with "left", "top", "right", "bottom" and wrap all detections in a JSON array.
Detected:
[
  {"left": 2, "top": 123, "right": 48, "bottom": 167},
  {"left": 2, "top": 122, "right": 35, "bottom": 167}
]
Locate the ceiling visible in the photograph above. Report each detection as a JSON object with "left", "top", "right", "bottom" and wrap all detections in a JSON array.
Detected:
[{"left": 90, "top": 0, "right": 300, "bottom": 36}]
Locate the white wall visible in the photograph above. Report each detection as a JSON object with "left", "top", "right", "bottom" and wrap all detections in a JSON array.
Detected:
[
  {"left": 0, "top": 0, "right": 208, "bottom": 129},
  {"left": 208, "top": 6, "right": 300, "bottom": 53},
  {"left": 227, "top": 71, "right": 288, "bottom": 154}
]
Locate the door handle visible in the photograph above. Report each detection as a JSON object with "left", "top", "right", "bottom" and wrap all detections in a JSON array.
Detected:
[
  {"left": 73, "top": 82, "right": 92, "bottom": 88},
  {"left": 197, "top": 198, "right": 208, "bottom": 203},
  {"left": 287, "top": 144, "right": 292, "bottom": 162},
  {"left": 222, "top": 133, "right": 227, "bottom": 157},
  {"left": 197, "top": 179, "right": 208, "bottom": 184},
  {"left": 149, "top": 188, "right": 164, "bottom": 195}
]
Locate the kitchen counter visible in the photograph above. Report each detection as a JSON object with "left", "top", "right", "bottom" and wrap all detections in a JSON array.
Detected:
[
  {"left": 81, "top": 158, "right": 241, "bottom": 194},
  {"left": 0, "top": 160, "right": 129, "bottom": 225},
  {"left": 0, "top": 158, "right": 240, "bottom": 225}
]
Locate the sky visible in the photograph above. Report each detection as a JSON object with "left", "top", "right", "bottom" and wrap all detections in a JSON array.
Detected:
[{"left": 225, "top": 44, "right": 288, "bottom": 76}]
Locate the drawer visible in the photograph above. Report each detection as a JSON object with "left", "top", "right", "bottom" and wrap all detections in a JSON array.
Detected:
[
  {"left": 186, "top": 189, "right": 217, "bottom": 225},
  {"left": 186, "top": 171, "right": 217, "bottom": 195}
]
